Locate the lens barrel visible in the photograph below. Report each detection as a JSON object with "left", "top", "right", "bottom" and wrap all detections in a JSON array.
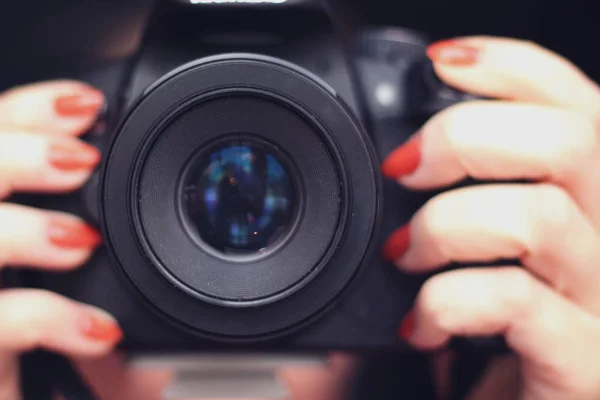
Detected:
[{"left": 101, "top": 54, "right": 379, "bottom": 340}]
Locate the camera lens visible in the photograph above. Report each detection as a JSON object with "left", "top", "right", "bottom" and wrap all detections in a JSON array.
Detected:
[
  {"left": 182, "top": 138, "right": 296, "bottom": 256},
  {"left": 105, "top": 55, "right": 379, "bottom": 337}
]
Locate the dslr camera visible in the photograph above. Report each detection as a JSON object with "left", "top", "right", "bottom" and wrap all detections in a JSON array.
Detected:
[{"left": 10, "top": 0, "right": 477, "bottom": 353}]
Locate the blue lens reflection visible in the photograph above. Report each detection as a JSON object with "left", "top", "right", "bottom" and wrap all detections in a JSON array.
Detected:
[{"left": 183, "top": 141, "right": 295, "bottom": 254}]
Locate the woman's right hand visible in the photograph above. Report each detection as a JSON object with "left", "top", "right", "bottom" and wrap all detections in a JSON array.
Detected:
[{"left": 0, "top": 81, "right": 123, "bottom": 400}]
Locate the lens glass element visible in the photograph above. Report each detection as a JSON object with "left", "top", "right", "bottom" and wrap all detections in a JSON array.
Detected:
[{"left": 182, "top": 138, "right": 296, "bottom": 256}]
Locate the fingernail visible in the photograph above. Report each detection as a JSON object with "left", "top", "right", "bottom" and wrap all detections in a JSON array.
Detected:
[
  {"left": 54, "top": 89, "right": 104, "bottom": 117},
  {"left": 398, "top": 310, "right": 416, "bottom": 341},
  {"left": 48, "top": 139, "right": 101, "bottom": 171},
  {"left": 381, "top": 136, "right": 422, "bottom": 179},
  {"left": 382, "top": 224, "right": 411, "bottom": 262},
  {"left": 79, "top": 307, "right": 123, "bottom": 343},
  {"left": 427, "top": 40, "right": 480, "bottom": 66},
  {"left": 48, "top": 217, "right": 102, "bottom": 249}
]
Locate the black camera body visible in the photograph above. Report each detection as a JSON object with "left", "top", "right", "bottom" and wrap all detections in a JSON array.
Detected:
[{"left": 9, "top": 1, "right": 476, "bottom": 354}]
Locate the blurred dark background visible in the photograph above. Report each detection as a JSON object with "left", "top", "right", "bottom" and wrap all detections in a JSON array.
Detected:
[{"left": 0, "top": 0, "right": 596, "bottom": 91}]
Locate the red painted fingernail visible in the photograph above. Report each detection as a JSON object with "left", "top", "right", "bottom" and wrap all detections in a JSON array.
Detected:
[
  {"left": 427, "top": 40, "right": 480, "bottom": 66},
  {"left": 79, "top": 309, "right": 123, "bottom": 343},
  {"left": 382, "top": 224, "right": 411, "bottom": 262},
  {"left": 48, "top": 139, "right": 101, "bottom": 171},
  {"left": 399, "top": 310, "right": 416, "bottom": 340},
  {"left": 48, "top": 218, "right": 102, "bottom": 249},
  {"left": 381, "top": 136, "right": 422, "bottom": 179},
  {"left": 54, "top": 89, "right": 104, "bottom": 117}
]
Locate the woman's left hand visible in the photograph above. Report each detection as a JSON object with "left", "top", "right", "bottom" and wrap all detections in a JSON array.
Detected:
[{"left": 382, "top": 36, "right": 600, "bottom": 400}]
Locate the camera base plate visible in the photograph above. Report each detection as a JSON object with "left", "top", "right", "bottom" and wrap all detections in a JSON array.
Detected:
[{"left": 128, "top": 353, "right": 328, "bottom": 399}]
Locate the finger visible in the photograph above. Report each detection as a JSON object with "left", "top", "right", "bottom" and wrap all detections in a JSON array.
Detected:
[
  {"left": 431, "top": 350, "right": 455, "bottom": 400},
  {"left": 278, "top": 353, "right": 357, "bottom": 400},
  {"left": 427, "top": 37, "right": 600, "bottom": 118},
  {"left": 74, "top": 354, "right": 173, "bottom": 400},
  {"left": 0, "top": 204, "right": 101, "bottom": 270},
  {"left": 0, "top": 289, "right": 122, "bottom": 355},
  {"left": 0, "top": 132, "right": 100, "bottom": 198},
  {"left": 0, "top": 80, "right": 104, "bottom": 136},
  {"left": 404, "top": 268, "right": 600, "bottom": 398},
  {"left": 383, "top": 184, "right": 600, "bottom": 313},
  {"left": 381, "top": 101, "right": 600, "bottom": 224},
  {"left": 465, "top": 356, "right": 520, "bottom": 400},
  {"left": 0, "top": 295, "right": 122, "bottom": 400},
  {"left": 383, "top": 101, "right": 596, "bottom": 189},
  {"left": 0, "top": 354, "right": 19, "bottom": 400}
]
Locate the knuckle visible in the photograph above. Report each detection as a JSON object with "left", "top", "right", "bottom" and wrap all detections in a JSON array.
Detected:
[
  {"left": 418, "top": 197, "right": 446, "bottom": 238},
  {"left": 528, "top": 185, "right": 578, "bottom": 249},
  {"left": 555, "top": 113, "right": 598, "bottom": 176},
  {"left": 416, "top": 196, "right": 454, "bottom": 258},
  {"left": 560, "top": 326, "right": 600, "bottom": 394},
  {"left": 418, "top": 276, "right": 452, "bottom": 330},
  {"left": 501, "top": 268, "right": 536, "bottom": 314},
  {"left": 3, "top": 311, "right": 43, "bottom": 350},
  {"left": 0, "top": 205, "right": 17, "bottom": 269},
  {"left": 418, "top": 192, "right": 459, "bottom": 239},
  {"left": 432, "top": 101, "right": 493, "bottom": 171},
  {"left": 434, "top": 102, "right": 474, "bottom": 142},
  {"left": 543, "top": 363, "right": 600, "bottom": 397},
  {"left": 0, "top": 291, "right": 58, "bottom": 350}
]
